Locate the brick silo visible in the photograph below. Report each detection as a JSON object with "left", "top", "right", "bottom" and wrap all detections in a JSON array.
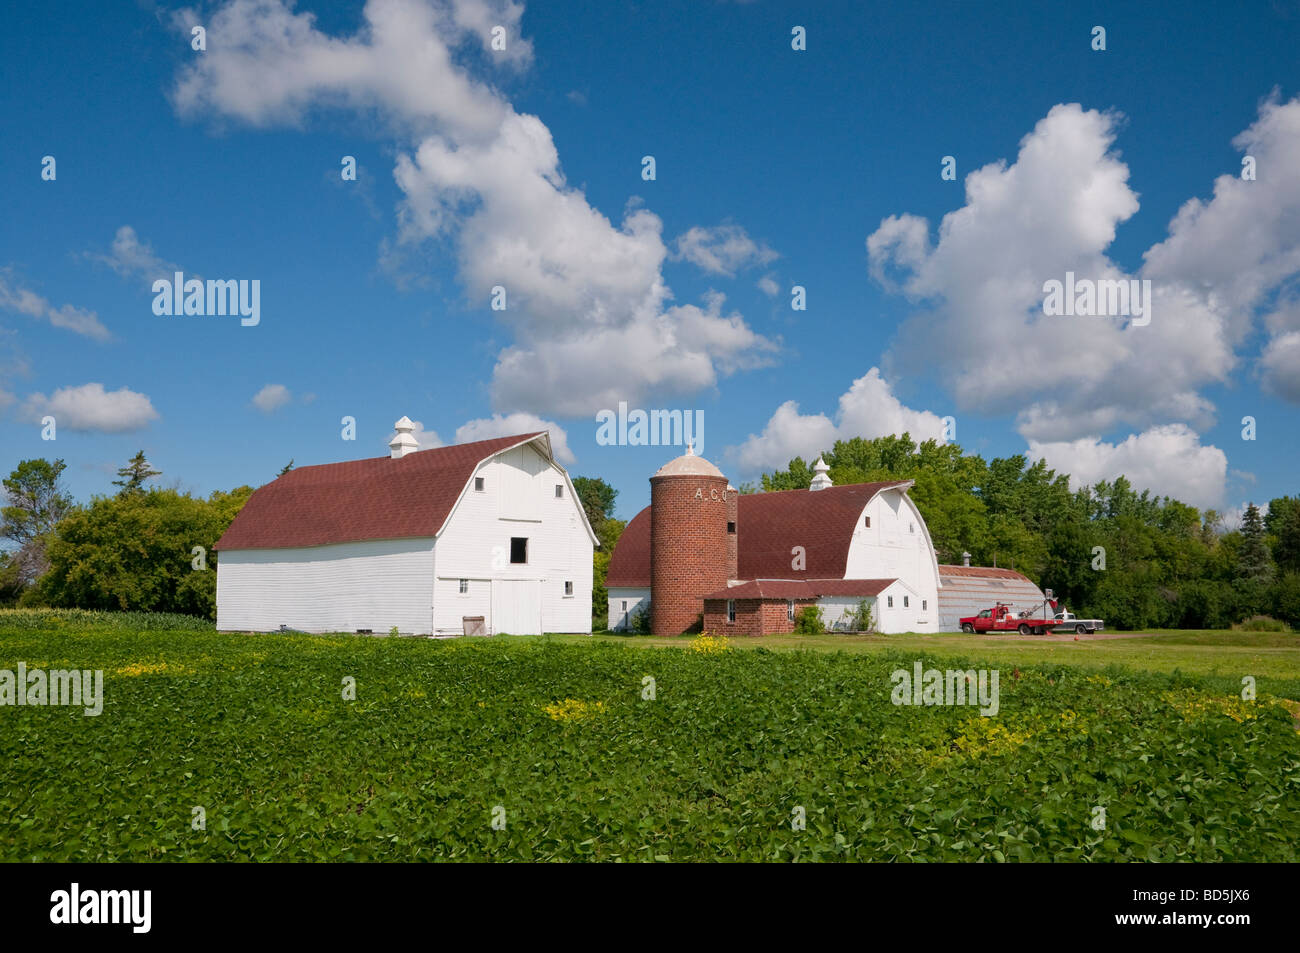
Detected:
[{"left": 650, "top": 446, "right": 731, "bottom": 636}]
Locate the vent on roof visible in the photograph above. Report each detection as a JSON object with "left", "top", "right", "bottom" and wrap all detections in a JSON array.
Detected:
[
  {"left": 809, "top": 456, "right": 833, "bottom": 492},
  {"left": 389, "top": 416, "right": 419, "bottom": 459}
]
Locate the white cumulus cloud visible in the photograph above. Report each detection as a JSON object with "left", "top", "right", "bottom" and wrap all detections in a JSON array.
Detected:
[
  {"left": 170, "top": 0, "right": 776, "bottom": 417},
  {"left": 251, "top": 383, "right": 292, "bottom": 413},
  {"left": 866, "top": 97, "right": 1300, "bottom": 439},
  {"left": 21, "top": 383, "right": 158, "bottom": 433},
  {"left": 727, "top": 367, "right": 948, "bottom": 473},
  {"left": 672, "top": 224, "right": 778, "bottom": 277},
  {"left": 1026, "top": 424, "right": 1228, "bottom": 510},
  {"left": 455, "top": 411, "right": 574, "bottom": 464}
]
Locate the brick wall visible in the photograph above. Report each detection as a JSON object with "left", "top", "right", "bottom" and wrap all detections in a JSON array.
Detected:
[
  {"left": 726, "top": 487, "right": 738, "bottom": 581},
  {"left": 704, "top": 597, "right": 817, "bottom": 636}
]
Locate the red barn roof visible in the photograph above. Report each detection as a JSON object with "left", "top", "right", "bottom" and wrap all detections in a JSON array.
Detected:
[
  {"left": 701, "top": 578, "right": 897, "bottom": 601},
  {"left": 215, "top": 433, "right": 547, "bottom": 551},
  {"left": 605, "top": 481, "right": 914, "bottom": 587}
]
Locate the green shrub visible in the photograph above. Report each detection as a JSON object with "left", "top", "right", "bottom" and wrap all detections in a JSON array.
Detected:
[
  {"left": 849, "top": 600, "right": 876, "bottom": 633},
  {"left": 628, "top": 602, "right": 652, "bottom": 634},
  {"left": 0, "top": 607, "right": 214, "bottom": 632},
  {"left": 793, "top": 605, "right": 824, "bottom": 634},
  {"left": 1233, "top": 615, "right": 1292, "bottom": 632}
]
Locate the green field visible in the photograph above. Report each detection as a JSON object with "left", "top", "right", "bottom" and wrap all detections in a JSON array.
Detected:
[
  {"left": 571, "top": 629, "right": 1300, "bottom": 696},
  {"left": 2, "top": 610, "right": 1298, "bottom": 862}
]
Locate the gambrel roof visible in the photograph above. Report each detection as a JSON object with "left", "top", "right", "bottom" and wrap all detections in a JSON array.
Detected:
[{"left": 216, "top": 432, "right": 551, "bottom": 550}]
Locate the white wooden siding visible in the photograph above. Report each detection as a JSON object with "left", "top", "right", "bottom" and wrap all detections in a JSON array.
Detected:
[
  {"left": 433, "top": 443, "right": 592, "bottom": 634},
  {"left": 217, "top": 439, "right": 595, "bottom": 637},
  {"left": 817, "top": 595, "right": 873, "bottom": 630},
  {"left": 844, "top": 489, "right": 940, "bottom": 632},
  {"left": 872, "top": 580, "right": 931, "bottom": 634},
  {"left": 216, "top": 537, "right": 436, "bottom": 634},
  {"left": 606, "top": 587, "right": 651, "bottom": 631}
]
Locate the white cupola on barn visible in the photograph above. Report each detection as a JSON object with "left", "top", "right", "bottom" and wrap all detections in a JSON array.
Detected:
[
  {"left": 809, "top": 456, "right": 833, "bottom": 491},
  {"left": 388, "top": 416, "right": 419, "bottom": 459}
]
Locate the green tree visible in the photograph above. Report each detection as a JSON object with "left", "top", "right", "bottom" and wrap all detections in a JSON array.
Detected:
[
  {"left": 112, "top": 451, "right": 162, "bottom": 496},
  {"left": 30, "top": 486, "right": 253, "bottom": 619},
  {"left": 571, "top": 476, "right": 623, "bottom": 629},
  {"left": 1237, "top": 503, "right": 1274, "bottom": 585},
  {"left": 1266, "top": 496, "right": 1300, "bottom": 573},
  {"left": 2, "top": 458, "right": 74, "bottom": 588},
  {"left": 572, "top": 476, "right": 617, "bottom": 526}
]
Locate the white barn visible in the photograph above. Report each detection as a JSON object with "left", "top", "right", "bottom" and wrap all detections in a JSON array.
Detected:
[
  {"left": 606, "top": 454, "right": 944, "bottom": 635},
  {"left": 215, "top": 421, "right": 596, "bottom": 636},
  {"left": 606, "top": 452, "right": 1046, "bottom": 635}
]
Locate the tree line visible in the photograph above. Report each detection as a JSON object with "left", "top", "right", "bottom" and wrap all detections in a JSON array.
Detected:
[
  {"left": 3, "top": 437, "right": 1297, "bottom": 630},
  {"left": 0, "top": 453, "right": 252, "bottom": 617},
  {"left": 760, "top": 434, "right": 1300, "bottom": 630}
]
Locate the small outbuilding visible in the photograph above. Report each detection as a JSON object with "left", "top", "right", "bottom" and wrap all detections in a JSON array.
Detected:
[{"left": 935, "top": 560, "right": 1049, "bottom": 632}]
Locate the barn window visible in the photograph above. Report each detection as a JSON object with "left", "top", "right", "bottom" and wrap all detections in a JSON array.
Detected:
[
  {"left": 555, "top": 484, "right": 564, "bottom": 498},
  {"left": 564, "top": 581, "right": 573, "bottom": 596},
  {"left": 887, "top": 596, "right": 894, "bottom": 608},
  {"left": 621, "top": 600, "right": 628, "bottom": 611},
  {"left": 474, "top": 477, "right": 485, "bottom": 491},
  {"left": 727, "top": 521, "right": 736, "bottom": 534},
  {"left": 909, "top": 523, "right": 915, "bottom": 533},
  {"left": 922, "top": 599, "right": 927, "bottom": 610},
  {"left": 787, "top": 600, "right": 795, "bottom": 621},
  {"left": 727, "top": 599, "right": 736, "bottom": 623},
  {"left": 458, "top": 579, "right": 469, "bottom": 595},
  {"left": 864, "top": 516, "right": 871, "bottom": 528},
  {"left": 510, "top": 537, "right": 528, "bottom": 564},
  {"left": 903, "top": 596, "right": 910, "bottom": 608}
]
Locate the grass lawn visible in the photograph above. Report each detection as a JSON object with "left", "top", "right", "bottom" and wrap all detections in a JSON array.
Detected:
[
  {"left": 2, "top": 610, "right": 1298, "bottom": 862},
  {"left": 556, "top": 629, "right": 1300, "bottom": 699}
]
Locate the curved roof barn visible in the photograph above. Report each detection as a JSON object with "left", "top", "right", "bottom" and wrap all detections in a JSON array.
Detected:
[{"left": 606, "top": 480, "right": 915, "bottom": 587}]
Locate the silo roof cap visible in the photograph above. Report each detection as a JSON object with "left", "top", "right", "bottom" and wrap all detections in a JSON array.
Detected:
[{"left": 653, "top": 442, "right": 725, "bottom": 478}]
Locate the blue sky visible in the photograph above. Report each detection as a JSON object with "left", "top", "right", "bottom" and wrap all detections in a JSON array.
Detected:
[{"left": 2, "top": 0, "right": 1299, "bottom": 521}]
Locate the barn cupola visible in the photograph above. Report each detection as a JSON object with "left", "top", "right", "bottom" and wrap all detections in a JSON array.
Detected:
[
  {"left": 809, "top": 456, "right": 833, "bottom": 491},
  {"left": 388, "top": 416, "right": 419, "bottom": 459}
]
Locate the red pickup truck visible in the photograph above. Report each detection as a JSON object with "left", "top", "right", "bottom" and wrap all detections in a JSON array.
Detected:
[{"left": 960, "top": 602, "right": 1104, "bottom": 636}]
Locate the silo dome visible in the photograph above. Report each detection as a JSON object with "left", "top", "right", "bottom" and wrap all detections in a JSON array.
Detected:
[{"left": 653, "top": 443, "right": 724, "bottom": 478}]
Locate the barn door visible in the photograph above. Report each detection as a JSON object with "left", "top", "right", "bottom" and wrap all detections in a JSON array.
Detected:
[{"left": 492, "top": 580, "right": 542, "bottom": 635}]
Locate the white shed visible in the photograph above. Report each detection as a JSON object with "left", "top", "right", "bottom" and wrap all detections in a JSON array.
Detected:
[{"left": 215, "top": 423, "right": 596, "bottom": 636}]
